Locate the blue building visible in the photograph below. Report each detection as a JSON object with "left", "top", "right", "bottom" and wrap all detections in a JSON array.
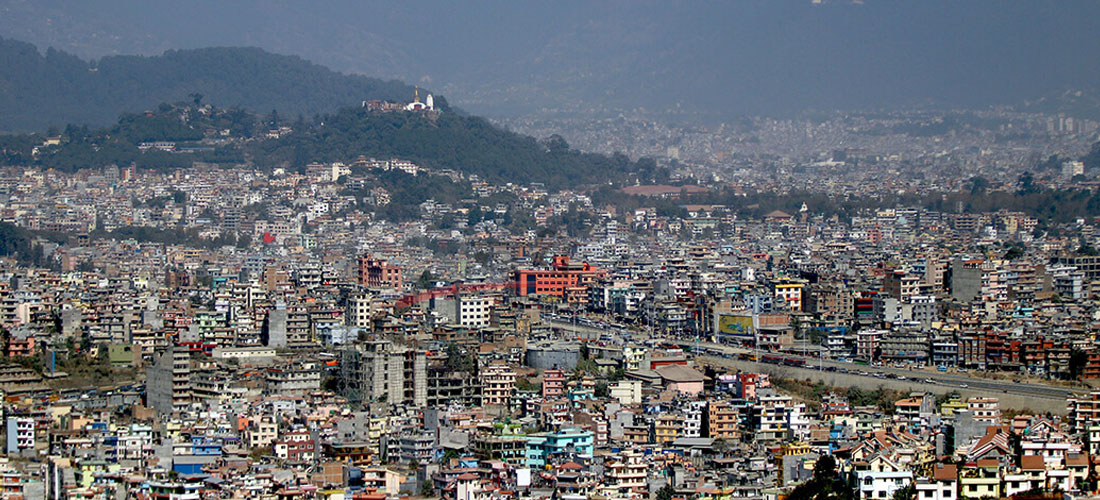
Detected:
[{"left": 525, "top": 428, "right": 594, "bottom": 468}]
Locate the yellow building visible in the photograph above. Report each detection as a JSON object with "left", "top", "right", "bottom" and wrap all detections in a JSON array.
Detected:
[
  {"left": 959, "top": 460, "right": 1001, "bottom": 499},
  {"left": 654, "top": 413, "right": 683, "bottom": 444},
  {"left": 940, "top": 397, "right": 967, "bottom": 416}
]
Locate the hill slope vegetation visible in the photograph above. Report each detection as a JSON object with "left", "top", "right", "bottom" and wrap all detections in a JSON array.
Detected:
[{"left": 0, "top": 37, "right": 421, "bottom": 132}]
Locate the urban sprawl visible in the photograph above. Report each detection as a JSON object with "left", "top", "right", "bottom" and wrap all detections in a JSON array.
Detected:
[{"left": 2, "top": 100, "right": 1100, "bottom": 500}]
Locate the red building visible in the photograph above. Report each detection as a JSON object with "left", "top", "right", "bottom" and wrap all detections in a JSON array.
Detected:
[
  {"left": 358, "top": 254, "right": 402, "bottom": 290},
  {"left": 542, "top": 369, "right": 566, "bottom": 399},
  {"left": 513, "top": 256, "right": 605, "bottom": 302}
]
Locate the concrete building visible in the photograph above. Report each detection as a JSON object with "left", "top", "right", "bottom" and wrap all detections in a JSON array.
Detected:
[
  {"left": 145, "top": 345, "right": 191, "bottom": 416},
  {"left": 358, "top": 254, "right": 402, "bottom": 290},
  {"left": 339, "top": 340, "right": 427, "bottom": 407},
  {"left": 262, "top": 307, "right": 288, "bottom": 348},
  {"left": 513, "top": 256, "right": 606, "bottom": 303},
  {"left": 525, "top": 342, "right": 581, "bottom": 371},
  {"left": 542, "top": 369, "right": 565, "bottom": 399},
  {"left": 480, "top": 363, "right": 516, "bottom": 407},
  {"left": 5, "top": 417, "right": 34, "bottom": 455},
  {"left": 454, "top": 294, "right": 494, "bottom": 328},
  {"left": 950, "top": 258, "right": 983, "bottom": 303}
]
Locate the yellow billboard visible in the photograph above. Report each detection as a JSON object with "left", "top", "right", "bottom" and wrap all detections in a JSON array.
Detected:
[{"left": 718, "top": 314, "right": 753, "bottom": 335}]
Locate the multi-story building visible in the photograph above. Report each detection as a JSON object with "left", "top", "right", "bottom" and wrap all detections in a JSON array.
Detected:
[
  {"left": 145, "top": 345, "right": 191, "bottom": 416},
  {"left": 472, "top": 434, "right": 527, "bottom": 468},
  {"left": 358, "top": 254, "right": 403, "bottom": 290},
  {"left": 454, "top": 294, "right": 495, "bottom": 328},
  {"left": 1067, "top": 391, "right": 1100, "bottom": 433},
  {"left": 915, "top": 464, "right": 956, "bottom": 500},
  {"left": 5, "top": 417, "right": 34, "bottom": 455},
  {"left": 600, "top": 450, "right": 648, "bottom": 496},
  {"left": 480, "top": 363, "right": 516, "bottom": 407},
  {"left": 339, "top": 340, "right": 427, "bottom": 407},
  {"left": 771, "top": 278, "right": 806, "bottom": 312},
  {"left": 542, "top": 369, "right": 565, "bottom": 399},
  {"left": 525, "top": 428, "right": 593, "bottom": 467},
  {"left": 705, "top": 400, "right": 740, "bottom": 441},
  {"left": 513, "top": 256, "right": 606, "bottom": 303}
]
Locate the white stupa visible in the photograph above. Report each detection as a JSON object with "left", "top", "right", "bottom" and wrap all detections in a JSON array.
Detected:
[{"left": 404, "top": 86, "right": 435, "bottom": 111}]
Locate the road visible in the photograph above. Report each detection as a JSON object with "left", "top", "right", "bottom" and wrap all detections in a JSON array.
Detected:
[
  {"left": 696, "top": 354, "right": 1070, "bottom": 414},
  {"left": 545, "top": 317, "right": 1082, "bottom": 412},
  {"left": 671, "top": 339, "right": 1082, "bottom": 401}
]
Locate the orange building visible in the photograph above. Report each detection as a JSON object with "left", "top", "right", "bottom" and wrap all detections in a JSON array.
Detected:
[
  {"left": 513, "top": 256, "right": 605, "bottom": 302},
  {"left": 358, "top": 254, "right": 402, "bottom": 290}
]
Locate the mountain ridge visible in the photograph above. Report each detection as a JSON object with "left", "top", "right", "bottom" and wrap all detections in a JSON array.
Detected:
[{"left": 0, "top": 37, "right": 424, "bottom": 132}]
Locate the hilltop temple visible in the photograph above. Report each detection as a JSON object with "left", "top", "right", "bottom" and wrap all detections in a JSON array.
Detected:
[{"left": 404, "top": 86, "right": 435, "bottom": 112}]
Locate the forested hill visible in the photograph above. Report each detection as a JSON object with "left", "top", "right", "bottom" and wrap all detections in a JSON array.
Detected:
[
  {"left": 0, "top": 101, "right": 669, "bottom": 191},
  {"left": 250, "top": 107, "right": 668, "bottom": 189},
  {"left": 0, "top": 37, "right": 422, "bottom": 132}
]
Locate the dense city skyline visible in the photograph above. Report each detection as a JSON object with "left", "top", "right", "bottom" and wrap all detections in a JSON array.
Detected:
[{"left": 3, "top": 3, "right": 1100, "bottom": 500}]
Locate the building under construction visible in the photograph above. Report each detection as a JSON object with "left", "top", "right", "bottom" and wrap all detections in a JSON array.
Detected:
[{"left": 338, "top": 340, "right": 427, "bottom": 407}]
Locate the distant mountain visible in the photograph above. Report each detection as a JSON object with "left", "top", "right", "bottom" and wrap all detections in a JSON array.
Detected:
[
  {"left": 1019, "top": 89, "right": 1100, "bottom": 122},
  {"left": 0, "top": 37, "right": 422, "bottom": 132},
  {"left": 1, "top": 1, "right": 1099, "bottom": 121}
]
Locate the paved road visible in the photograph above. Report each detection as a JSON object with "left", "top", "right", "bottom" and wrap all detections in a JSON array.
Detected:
[
  {"left": 671, "top": 339, "right": 1082, "bottom": 401},
  {"left": 695, "top": 354, "right": 1070, "bottom": 414},
  {"left": 546, "top": 317, "right": 1085, "bottom": 405}
]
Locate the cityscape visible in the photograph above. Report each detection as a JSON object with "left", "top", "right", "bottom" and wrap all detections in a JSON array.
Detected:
[{"left": 1, "top": 2, "right": 1100, "bottom": 500}]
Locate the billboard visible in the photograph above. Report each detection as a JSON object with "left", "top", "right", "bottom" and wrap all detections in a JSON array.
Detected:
[{"left": 717, "top": 314, "right": 754, "bottom": 336}]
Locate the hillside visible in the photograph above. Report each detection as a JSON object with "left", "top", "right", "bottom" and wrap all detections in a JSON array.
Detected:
[
  {"left": 251, "top": 107, "right": 667, "bottom": 190},
  {"left": 0, "top": 37, "right": 423, "bottom": 132},
  {"left": 1, "top": 102, "right": 668, "bottom": 191}
]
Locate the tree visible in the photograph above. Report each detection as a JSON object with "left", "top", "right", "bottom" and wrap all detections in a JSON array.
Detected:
[
  {"left": 441, "top": 448, "right": 461, "bottom": 464},
  {"left": 968, "top": 176, "right": 989, "bottom": 195},
  {"left": 892, "top": 484, "right": 914, "bottom": 500},
  {"left": 813, "top": 455, "right": 837, "bottom": 481},
  {"left": 1069, "top": 348, "right": 1089, "bottom": 380},
  {"left": 415, "top": 270, "right": 436, "bottom": 290},
  {"left": 655, "top": 483, "right": 676, "bottom": 500},
  {"left": 787, "top": 454, "right": 855, "bottom": 500},
  {"left": 1017, "top": 171, "right": 1039, "bottom": 195}
]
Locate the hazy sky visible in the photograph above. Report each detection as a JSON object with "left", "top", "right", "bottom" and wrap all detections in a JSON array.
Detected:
[{"left": 2, "top": 0, "right": 1099, "bottom": 120}]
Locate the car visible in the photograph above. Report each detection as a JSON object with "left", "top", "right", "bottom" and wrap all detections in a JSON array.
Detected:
[
  {"left": 959, "top": 384, "right": 968, "bottom": 388},
  {"left": 896, "top": 375, "right": 907, "bottom": 381}
]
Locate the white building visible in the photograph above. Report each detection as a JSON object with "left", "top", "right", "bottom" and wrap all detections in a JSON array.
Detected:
[
  {"left": 856, "top": 470, "right": 913, "bottom": 500},
  {"left": 455, "top": 294, "right": 495, "bottom": 328},
  {"left": 5, "top": 417, "right": 34, "bottom": 455}
]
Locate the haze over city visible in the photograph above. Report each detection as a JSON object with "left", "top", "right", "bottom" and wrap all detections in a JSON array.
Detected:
[{"left": 0, "top": 2, "right": 1100, "bottom": 500}]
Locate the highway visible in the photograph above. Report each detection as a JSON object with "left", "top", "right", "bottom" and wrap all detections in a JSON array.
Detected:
[
  {"left": 673, "top": 339, "right": 1082, "bottom": 401},
  {"left": 546, "top": 317, "right": 1084, "bottom": 409},
  {"left": 695, "top": 354, "right": 1072, "bottom": 414}
]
